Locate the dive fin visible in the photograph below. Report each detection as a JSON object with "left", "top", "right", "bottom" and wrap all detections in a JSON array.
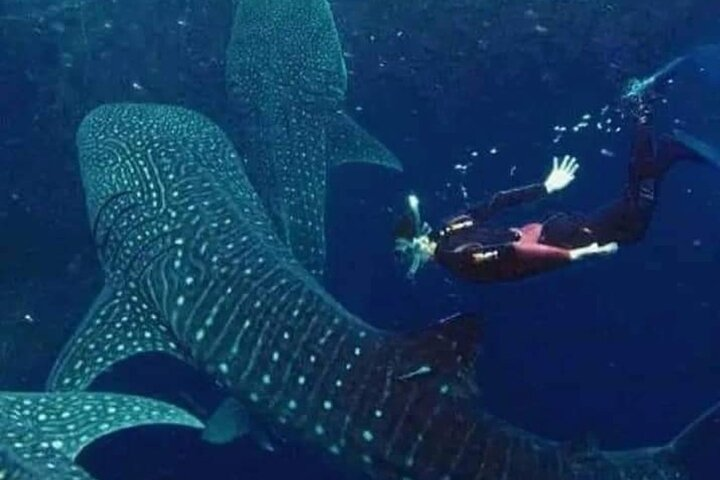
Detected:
[
  {"left": 671, "top": 129, "right": 720, "bottom": 168},
  {"left": 328, "top": 111, "right": 403, "bottom": 171},
  {"left": 396, "top": 313, "right": 482, "bottom": 400},
  {"left": 47, "top": 285, "right": 187, "bottom": 391},
  {"left": 0, "top": 391, "right": 202, "bottom": 461}
]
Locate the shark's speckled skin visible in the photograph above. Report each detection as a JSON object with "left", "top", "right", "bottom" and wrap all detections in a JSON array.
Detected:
[
  {"left": 0, "top": 391, "right": 202, "bottom": 480},
  {"left": 48, "top": 103, "right": 715, "bottom": 479}
]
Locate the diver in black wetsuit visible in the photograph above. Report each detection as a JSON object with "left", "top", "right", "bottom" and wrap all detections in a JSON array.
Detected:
[{"left": 395, "top": 115, "right": 719, "bottom": 283}]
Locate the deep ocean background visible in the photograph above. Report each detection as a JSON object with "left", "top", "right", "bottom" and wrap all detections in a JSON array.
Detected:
[{"left": 2, "top": 0, "right": 720, "bottom": 478}]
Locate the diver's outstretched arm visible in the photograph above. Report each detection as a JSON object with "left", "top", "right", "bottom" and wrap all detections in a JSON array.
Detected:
[{"left": 467, "top": 155, "right": 579, "bottom": 222}]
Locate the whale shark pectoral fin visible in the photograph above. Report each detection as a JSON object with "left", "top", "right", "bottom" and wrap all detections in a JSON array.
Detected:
[
  {"left": 0, "top": 392, "right": 203, "bottom": 461},
  {"left": 328, "top": 111, "right": 403, "bottom": 171},
  {"left": 0, "top": 443, "right": 89, "bottom": 480},
  {"left": 202, "top": 398, "right": 251, "bottom": 445},
  {"left": 398, "top": 313, "right": 483, "bottom": 400},
  {"left": 46, "top": 285, "right": 187, "bottom": 392},
  {"left": 202, "top": 398, "right": 282, "bottom": 452}
]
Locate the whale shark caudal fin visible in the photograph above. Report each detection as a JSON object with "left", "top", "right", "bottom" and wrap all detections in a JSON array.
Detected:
[
  {"left": 328, "top": 111, "right": 403, "bottom": 171},
  {"left": 600, "top": 398, "right": 720, "bottom": 478},
  {"left": 0, "top": 392, "right": 203, "bottom": 479},
  {"left": 668, "top": 398, "right": 720, "bottom": 463},
  {"left": 46, "top": 285, "right": 187, "bottom": 392}
]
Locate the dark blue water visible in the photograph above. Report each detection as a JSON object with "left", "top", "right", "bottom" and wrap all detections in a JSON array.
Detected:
[{"left": 2, "top": 1, "right": 720, "bottom": 478}]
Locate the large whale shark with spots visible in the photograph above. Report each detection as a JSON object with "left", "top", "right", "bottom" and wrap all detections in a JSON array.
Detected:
[
  {"left": 0, "top": 390, "right": 201, "bottom": 479},
  {"left": 48, "top": 103, "right": 718, "bottom": 479},
  {"left": 226, "top": 0, "right": 402, "bottom": 278}
]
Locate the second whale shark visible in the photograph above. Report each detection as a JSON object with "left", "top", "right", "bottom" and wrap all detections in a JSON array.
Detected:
[{"left": 226, "top": 0, "right": 402, "bottom": 278}]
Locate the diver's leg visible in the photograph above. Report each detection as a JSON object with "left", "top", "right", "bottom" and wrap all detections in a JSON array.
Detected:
[
  {"left": 539, "top": 212, "right": 595, "bottom": 249},
  {"left": 585, "top": 112, "right": 719, "bottom": 246},
  {"left": 538, "top": 213, "right": 619, "bottom": 261},
  {"left": 585, "top": 198, "right": 651, "bottom": 245},
  {"left": 585, "top": 120, "right": 666, "bottom": 245}
]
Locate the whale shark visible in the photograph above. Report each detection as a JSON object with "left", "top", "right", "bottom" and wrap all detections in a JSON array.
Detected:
[
  {"left": 226, "top": 0, "right": 402, "bottom": 278},
  {"left": 47, "top": 103, "right": 718, "bottom": 479},
  {"left": 0, "top": 390, "right": 202, "bottom": 479}
]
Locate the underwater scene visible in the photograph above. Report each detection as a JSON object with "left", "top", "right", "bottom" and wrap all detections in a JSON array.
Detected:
[{"left": 2, "top": 0, "right": 720, "bottom": 479}]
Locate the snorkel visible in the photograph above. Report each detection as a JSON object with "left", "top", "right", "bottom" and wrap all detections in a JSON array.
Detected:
[{"left": 407, "top": 194, "right": 422, "bottom": 234}]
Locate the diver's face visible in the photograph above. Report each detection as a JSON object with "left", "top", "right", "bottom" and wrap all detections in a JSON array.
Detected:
[{"left": 415, "top": 235, "right": 437, "bottom": 256}]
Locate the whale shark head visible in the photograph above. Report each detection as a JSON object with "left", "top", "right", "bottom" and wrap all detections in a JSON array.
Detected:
[{"left": 47, "top": 102, "right": 358, "bottom": 393}]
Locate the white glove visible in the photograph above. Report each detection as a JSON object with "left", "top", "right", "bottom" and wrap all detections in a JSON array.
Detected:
[{"left": 544, "top": 155, "right": 579, "bottom": 193}]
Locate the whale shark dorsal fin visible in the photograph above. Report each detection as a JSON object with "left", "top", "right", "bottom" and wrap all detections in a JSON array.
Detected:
[
  {"left": 46, "top": 285, "right": 187, "bottom": 391},
  {"left": 328, "top": 111, "right": 403, "bottom": 171},
  {"left": 397, "top": 313, "right": 482, "bottom": 399},
  {"left": 0, "top": 392, "right": 202, "bottom": 467}
]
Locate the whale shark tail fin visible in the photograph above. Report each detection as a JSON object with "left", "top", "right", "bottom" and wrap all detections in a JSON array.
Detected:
[{"left": 668, "top": 398, "right": 720, "bottom": 465}]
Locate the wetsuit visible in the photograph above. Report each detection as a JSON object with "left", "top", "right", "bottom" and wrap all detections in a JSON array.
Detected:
[{"left": 433, "top": 122, "right": 699, "bottom": 282}]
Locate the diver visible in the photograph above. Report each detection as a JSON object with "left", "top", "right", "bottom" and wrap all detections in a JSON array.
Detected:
[{"left": 395, "top": 116, "right": 719, "bottom": 283}]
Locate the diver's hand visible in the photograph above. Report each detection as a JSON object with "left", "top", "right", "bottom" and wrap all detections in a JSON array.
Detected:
[{"left": 544, "top": 155, "right": 579, "bottom": 193}]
